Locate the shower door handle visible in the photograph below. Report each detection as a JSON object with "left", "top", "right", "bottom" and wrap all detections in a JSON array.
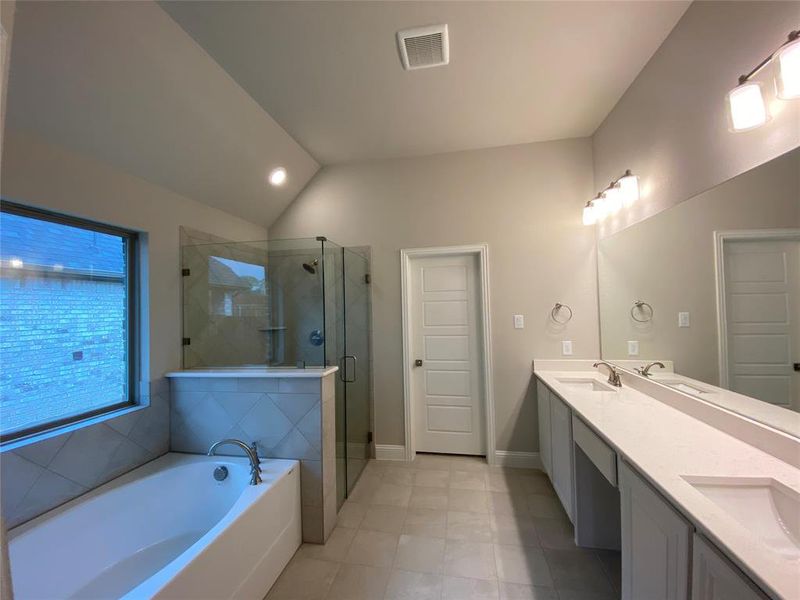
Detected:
[{"left": 339, "top": 355, "right": 357, "bottom": 383}]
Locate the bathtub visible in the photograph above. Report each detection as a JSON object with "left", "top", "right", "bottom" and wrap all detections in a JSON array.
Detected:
[{"left": 8, "top": 453, "right": 301, "bottom": 599}]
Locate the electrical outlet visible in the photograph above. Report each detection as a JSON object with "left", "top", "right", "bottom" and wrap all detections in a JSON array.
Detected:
[
  {"left": 562, "top": 340, "right": 573, "bottom": 356},
  {"left": 679, "top": 312, "right": 690, "bottom": 328},
  {"left": 513, "top": 314, "right": 524, "bottom": 329},
  {"left": 627, "top": 340, "right": 639, "bottom": 356}
]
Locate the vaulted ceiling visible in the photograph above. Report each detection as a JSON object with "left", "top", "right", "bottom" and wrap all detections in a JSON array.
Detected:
[{"left": 161, "top": 1, "right": 691, "bottom": 164}]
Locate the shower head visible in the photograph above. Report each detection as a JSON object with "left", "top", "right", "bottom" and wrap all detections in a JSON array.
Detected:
[{"left": 302, "top": 258, "right": 319, "bottom": 274}]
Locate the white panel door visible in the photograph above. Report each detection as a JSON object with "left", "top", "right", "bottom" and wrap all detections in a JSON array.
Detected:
[
  {"left": 723, "top": 238, "right": 800, "bottom": 410},
  {"left": 411, "top": 254, "right": 484, "bottom": 455}
]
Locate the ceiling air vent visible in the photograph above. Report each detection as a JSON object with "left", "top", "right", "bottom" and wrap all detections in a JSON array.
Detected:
[{"left": 397, "top": 24, "right": 449, "bottom": 71}]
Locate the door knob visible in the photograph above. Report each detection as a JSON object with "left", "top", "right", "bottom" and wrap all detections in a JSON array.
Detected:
[{"left": 415, "top": 359, "right": 423, "bottom": 367}]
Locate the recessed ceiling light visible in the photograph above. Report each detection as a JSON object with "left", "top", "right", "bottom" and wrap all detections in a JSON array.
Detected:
[{"left": 269, "top": 167, "right": 287, "bottom": 186}]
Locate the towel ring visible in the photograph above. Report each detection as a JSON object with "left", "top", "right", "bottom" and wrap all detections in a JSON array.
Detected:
[
  {"left": 551, "top": 303, "right": 573, "bottom": 324},
  {"left": 631, "top": 300, "right": 654, "bottom": 323}
]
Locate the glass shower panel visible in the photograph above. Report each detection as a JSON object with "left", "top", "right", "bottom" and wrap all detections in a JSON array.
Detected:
[{"left": 343, "top": 248, "right": 371, "bottom": 494}]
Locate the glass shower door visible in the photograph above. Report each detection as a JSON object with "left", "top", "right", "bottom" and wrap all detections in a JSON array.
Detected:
[{"left": 342, "top": 248, "right": 371, "bottom": 495}]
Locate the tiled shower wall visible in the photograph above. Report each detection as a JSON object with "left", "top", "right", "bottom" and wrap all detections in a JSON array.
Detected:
[
  {"left": 170, "top": 374, "right": 337, "bottom": 543},
  {"left": 0, "top": 379, "right": 170, "bottom": 528}
]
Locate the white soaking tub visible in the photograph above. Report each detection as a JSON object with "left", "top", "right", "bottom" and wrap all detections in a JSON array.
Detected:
[{"left": 8, "top": 453, "right": 301, "bottom": 599}]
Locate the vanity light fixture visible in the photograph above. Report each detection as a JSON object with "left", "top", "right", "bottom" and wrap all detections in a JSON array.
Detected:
[
  {"left": 583, "top": 170, "right": 639, "bottom": 225},
  {"left": 727, "top": 29, "right": 799, "bottom": 132},
  {"left": 268, "top": 167, "right": 287, "bottom": 186}
]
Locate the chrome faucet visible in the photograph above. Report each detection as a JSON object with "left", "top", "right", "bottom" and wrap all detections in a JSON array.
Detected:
[
  {"left": 635, "top": 361, "right": 665, "bottom": 378},
  {"left": 593, "top": 361, "right": 622, "bottom": 387},
  {"left": 207, "top": 439, "right": 262, "bottom": 485}
]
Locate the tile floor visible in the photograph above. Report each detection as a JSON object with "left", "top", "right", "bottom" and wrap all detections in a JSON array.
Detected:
[{"left": 265, "top": 454, "right": 621, "bottom": 600}]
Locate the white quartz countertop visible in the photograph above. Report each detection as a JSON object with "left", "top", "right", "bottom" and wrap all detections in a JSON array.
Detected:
[
  {"left": 534, "top": 365, "right": 800, "bottom": 600},
  {"left": 165, "top": 366, "right": 339, "bottom": 378}
]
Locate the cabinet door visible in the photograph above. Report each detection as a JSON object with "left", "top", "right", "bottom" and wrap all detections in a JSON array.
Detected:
[
  {"left": 619, "top": 461, "right": 691, "bottom": 600},
  {"left": 536, "top": 379, "right": 552, "bottom": 476},
  {"left": 692, "top": 534, "right": 766, "bottom": 600},
  {"left": 549, "top": 393, "right": 574, "bottom": 522}
]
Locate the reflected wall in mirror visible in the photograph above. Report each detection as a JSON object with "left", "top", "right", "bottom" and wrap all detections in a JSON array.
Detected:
[{"left": 598, "top": 147, "right": 800, "bottom": 432}]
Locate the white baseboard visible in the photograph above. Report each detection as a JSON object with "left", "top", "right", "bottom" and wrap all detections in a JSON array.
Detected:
[
  {"left": 375, "top": 444, "right": 407, "bottom": 461},
  {"left": 494, "top": 451, "right": 542, "bottom": 470}
]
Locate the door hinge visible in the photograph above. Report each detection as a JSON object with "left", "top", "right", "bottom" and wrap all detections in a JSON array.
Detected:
[
  {"left": 367, "top": 431, "right": 373, "bottom": 443},
  {"left": 181, "top": 268, "right": 191, "bottom": 276},
  {"left": 182, "top": 337, "right": 191, "bottom": 346},
  {"left": 364, "top": 273, "right": 371, "bottom": 284}
]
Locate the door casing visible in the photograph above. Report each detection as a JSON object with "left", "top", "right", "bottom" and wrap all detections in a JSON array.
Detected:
[{"left": 400, "top": 244, "right": 495, "bottom": 464}]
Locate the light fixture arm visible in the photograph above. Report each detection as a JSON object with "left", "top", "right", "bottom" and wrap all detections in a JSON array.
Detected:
[{"left": 738, "top": 29, "right": 800, "bottom": 84}]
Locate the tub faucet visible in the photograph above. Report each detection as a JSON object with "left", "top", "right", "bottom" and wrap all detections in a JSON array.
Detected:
[
  {"left": 593, "top": 362, "right": 622, "bottom": 387},
  {"left": 635, "top": 362, "right": 665, "bottom": 377},
  {"left": 207, "top": 439, "right": 262, "bottom": 485}
]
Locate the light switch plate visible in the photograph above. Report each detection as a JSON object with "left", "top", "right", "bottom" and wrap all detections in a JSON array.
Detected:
[
  {"left": 513, "top": 314, "right": 524, "bottom": 329},
  {"left": 627, "top": 340, "right": 639, "bottom": 356},
  {"left": 678, "top": 312, "right": 690, "bottom": 328},
  {"left": 562, "top": 340, "right": 573, "bottom": 356}
]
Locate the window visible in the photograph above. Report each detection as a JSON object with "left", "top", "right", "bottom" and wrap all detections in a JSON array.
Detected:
[{"left": 0, "top": 202, "right": 138, "bottom": 442}]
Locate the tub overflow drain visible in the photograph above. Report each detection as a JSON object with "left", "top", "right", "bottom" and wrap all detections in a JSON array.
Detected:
[{"left": 213, "top": 466, "right": 229, "bottom": 481}]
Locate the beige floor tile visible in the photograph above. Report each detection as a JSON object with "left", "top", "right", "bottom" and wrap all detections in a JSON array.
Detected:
[
  {"left": 442, "top": 575, "right": 500, "bottom": 600},
  {"left": 594, "top": 549, "right": 621, "bottom": 593},
  {"left": 394, "top": 534, "right": 446, "bottom": 574},
  {"left": 360, "top": 506, "right": 408, "bottom": 534},
  {"left": 490, "top": 514, "right": 539, "bottom": 547},
  {"left": 370, "top": 483, "right": 412, "bottom": 507},
  {"left": 343, "top": 530, "right": 399, "bottom": 568},
  {"left": 497, "top": 581, "right": 559, "bottom": 599},
  {"left": 450, "top": 470, "right": 487, "bottom": 490},
  {"left": 348, "top": 478, "right": 381, "bottom": 504},
  {"left": 338, "top": 502, "right": 367, "bottom": 529},
  {"left": 446, "top": 510, "right": 493, "bottom": 542},
  {"left": 448, "top": 456, "right": 490, "bottom": 473},
  {"left": 384, "top": 570, "right": 442, "bottom": 600},
  {"left": 265, "top": 555, "right": 339, "bottom": 600},
  {"left": 485, "top": 473, "right": 528, "bottom": 494},
  {"left": 382, "top": 468, "right": 416, "bottom": 486},
  {"left": 543, "top": 549, "right": 615, "bottom": 594},
  {"left": 443, "top": 540, "right": 497, "bottom": 580},
  {"left": 402, "top": 508, "right": 447, "bottom": 538},
  {"left": 413, "top": 454, "right": 453, "bottom": 470},
  {"left": 555, "top": 590, "right": 617, "bottom": 600},
  {"left": 448, "top": 488, "right": 490, "bottom": 513},
  {"left": 409, "top": 486, "right": 449, "bottom": 510},
  {"left": 520, "top": 475, "right": 555, "bottom": 497},
  {"left": 494, "top": 544, "right": 553, "bottom": 587},
  {"left": 326, "top": 563, "right": 391, "bottom": 600},
  {"left": 526, "top": 494, "right": 564, "bottom": 519},
  {"left": 531, "top": 517, "right": 575, "bottom": 550},
  {"left": 414, "top": 469, "right": 450, "bottom": 488},
  {"left": 299, "top": 527, "right": 357, "bottom": 562},
  {"left": 488, "top": 492, "right": 530, "bottom": 517}
]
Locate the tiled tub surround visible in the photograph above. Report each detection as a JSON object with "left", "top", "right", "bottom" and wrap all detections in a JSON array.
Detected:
[
  {"left": 534, "top": 360, "right": 800, "bottom": 600},
  {"left": 266, "top": 455, "right": 621, "bottom": 600},
  {"left": 167, "top": 368, "right": 338, "bottom": 543},
  {"left": 0, "top": 378, "right": 170, "bottom": 528}
]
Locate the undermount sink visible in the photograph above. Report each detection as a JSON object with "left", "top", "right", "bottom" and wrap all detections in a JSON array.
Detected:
[
  {"left": 556, "top": 378, "right": 616, "bottom": 392},
  {"left": 683, "top": 476, "right": 800, "bottom": 560}
]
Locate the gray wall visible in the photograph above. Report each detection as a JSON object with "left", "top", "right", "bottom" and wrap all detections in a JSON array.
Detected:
[
  {"left": 593, "top": 0, "right": 800, "bottom": 239},
  {"left": 0, "top": 129, "right": 267, "bottom": 527},
  {"left": 269, "top": 138, "right": 598, "bottom": 453}
]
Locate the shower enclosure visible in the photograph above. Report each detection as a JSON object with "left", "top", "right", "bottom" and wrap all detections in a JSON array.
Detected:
[{"left": 180, "top": 234, "right": 372, "bottom": 506}]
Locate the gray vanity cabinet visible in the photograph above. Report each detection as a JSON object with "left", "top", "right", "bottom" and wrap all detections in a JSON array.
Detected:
[
  {"left": 536, "top": 380, "right": 552, "bottom": 476},
  {"left": 692, "top": 534, "right": 767, "bottom": 600},
  {"left": 619, "top": 460, "right": 691, "bottom": 600},
  {"left": 549, "top": 392, "right": 574, "bottom": 522}
]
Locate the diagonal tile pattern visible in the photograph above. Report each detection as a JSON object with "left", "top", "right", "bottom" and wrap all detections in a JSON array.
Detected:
[
  {"left": 0, "top": 379, "right": 170, "bottom": 528},
  {"left": 266, "top": 455, "right": 621, "bottom": 600}
]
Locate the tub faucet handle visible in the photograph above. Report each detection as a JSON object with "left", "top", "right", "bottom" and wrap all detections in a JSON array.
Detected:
[{"left": 251, "top": 442, "right": 262, "bottom": 473}]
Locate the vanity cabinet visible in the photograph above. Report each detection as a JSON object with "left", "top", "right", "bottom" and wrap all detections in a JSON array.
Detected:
[
  {"left": 619, "top": 460, "right": 691, "bottom": 600},
  {"left": 549, "top": 392, "right": 574, "bottom": 522},
  {"left": 536, "top": 380, "right": 552, "bottom": 476},
  {"left": 692, "top": 534, "right": 767, "bottom": 600}
]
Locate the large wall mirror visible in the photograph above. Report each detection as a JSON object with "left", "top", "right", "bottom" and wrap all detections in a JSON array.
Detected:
[{"left": 597, "top": 147, "right": 800, "bottom": 436}]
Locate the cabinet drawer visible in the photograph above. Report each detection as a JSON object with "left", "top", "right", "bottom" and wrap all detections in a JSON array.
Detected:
[{"left": 572, "top": 415, "right": 617, "bottom": 486}]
